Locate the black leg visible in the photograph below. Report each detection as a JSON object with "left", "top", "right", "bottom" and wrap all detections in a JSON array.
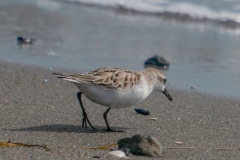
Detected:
[
  {"left": 103, "top": 107, "right": 112, "bottom": 131},
  {"left": 103, "top": 107, "right": 124, "bottom": 132},
  {"left": 77, "top": 92, "right": 96, "bottom": 130}
]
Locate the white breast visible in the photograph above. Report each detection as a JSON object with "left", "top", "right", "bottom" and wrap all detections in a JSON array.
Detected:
[{"left": 75, "top": 78, "right": 153, "bottom": 109}]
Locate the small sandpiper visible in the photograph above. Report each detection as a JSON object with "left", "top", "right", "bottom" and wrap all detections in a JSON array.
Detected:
[{"left": 53, "top": 67, "right": 172, "bottom": 132}]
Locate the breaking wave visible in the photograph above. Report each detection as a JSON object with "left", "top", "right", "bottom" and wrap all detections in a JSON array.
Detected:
[{"left": 59, "top": 0, "right": 240, "bottom": 27}]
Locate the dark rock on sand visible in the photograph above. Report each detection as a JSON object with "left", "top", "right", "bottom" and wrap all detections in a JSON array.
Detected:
[
  {"left": 117, "top": 134, "right": 163, "bottom": 157},
  {"left": 17, "top": 36, "right": 35, "bottom": 45},
  {"left": 144, "top": 55, "right": 169, "bottom": 70},
  {"left": 135, "top": 108, "right": 150, "bottom": 115}
]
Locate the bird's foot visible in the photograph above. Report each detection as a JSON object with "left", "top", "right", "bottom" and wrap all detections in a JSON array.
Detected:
[{"left": 82, "top": 113, "right": 96, "bottom": 130}]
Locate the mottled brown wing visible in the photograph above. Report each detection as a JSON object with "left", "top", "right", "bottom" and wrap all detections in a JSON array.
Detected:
[{"left": 54, "top": 68, "right": 141, "bottom": 90}]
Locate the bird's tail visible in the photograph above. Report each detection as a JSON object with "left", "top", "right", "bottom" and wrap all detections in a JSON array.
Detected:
[
  {"left": 52, "top": 73, "right": 81, "bottom": 83},
  {"left": 52, "top": 72, "right": 68, "bottom": 79}
]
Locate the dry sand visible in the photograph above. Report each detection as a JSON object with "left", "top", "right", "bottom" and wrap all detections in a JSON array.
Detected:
[{"left": 0, "top": 62, "right": 239, "bottom": 159}]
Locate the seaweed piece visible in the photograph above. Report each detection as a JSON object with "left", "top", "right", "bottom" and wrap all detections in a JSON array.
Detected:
[
  {"left": 0, "top": 139, "right": 49, "bottom": 150},
  {"left": 135, "top": 108, "right": 150, "bottom": 115}
]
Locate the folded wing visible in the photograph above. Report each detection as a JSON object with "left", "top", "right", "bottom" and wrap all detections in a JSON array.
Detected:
[{"left": 53, "top": 68, "right": 141, "bottom": 90}]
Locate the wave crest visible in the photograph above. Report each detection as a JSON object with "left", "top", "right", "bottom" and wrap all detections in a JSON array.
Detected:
[{"left": 63, "top": 0, "right": 240, "bottom": 27}]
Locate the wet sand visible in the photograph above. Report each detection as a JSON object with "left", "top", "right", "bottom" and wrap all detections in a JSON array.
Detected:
[{"left": 0, "top": 61, "right": 239, "bottom": 159}]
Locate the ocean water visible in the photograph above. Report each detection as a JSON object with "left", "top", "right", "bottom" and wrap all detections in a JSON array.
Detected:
[
  {"left": 0, "top": 0, "right": 240, "bottom": 98},
  {"left": 62, "top": 0, "right": 240, "bottom": 25}
]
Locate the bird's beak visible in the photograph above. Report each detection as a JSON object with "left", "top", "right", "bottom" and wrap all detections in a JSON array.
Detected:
[{"left": 162, "top": 89, "right": 173, "bottom": 101}]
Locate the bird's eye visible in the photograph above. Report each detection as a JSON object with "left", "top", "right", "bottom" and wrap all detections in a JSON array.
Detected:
[{"left": 164, "top": 78, "right": 167, "bottom": 83}]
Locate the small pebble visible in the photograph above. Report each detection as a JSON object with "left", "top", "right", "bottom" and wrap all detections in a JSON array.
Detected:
[
  {"left": 175, "top": 141, "right": 183, "bottom": 145},
  {"left": 150, "top": 117, "right": 157, "bottom": 120}
]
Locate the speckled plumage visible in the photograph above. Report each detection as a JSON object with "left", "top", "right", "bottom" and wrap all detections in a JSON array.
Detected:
[
  {"left": 53, "top": 67, "right": 172, "bottom": 131},
  {"left": 55, "top": 67, "right": 142, "bottom": 90}
]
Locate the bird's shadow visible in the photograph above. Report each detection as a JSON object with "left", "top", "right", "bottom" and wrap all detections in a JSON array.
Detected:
[{"left": 4, "top": 124, "right": 129, "bottom": 133}]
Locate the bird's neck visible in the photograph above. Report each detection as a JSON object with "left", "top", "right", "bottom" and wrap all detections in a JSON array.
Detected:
[{"left": 141, "top": 70, "right": 157, "bottom": 93}]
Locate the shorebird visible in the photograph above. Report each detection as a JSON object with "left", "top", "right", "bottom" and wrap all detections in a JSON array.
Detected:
[{"left": 53, "top": 67, "right": 172, "bottom": 132}]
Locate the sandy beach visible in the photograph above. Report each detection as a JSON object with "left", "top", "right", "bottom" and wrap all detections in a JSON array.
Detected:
[
  {"left": 0, "top": 61, "right": 239, "bottom": 159},
  {"left": 0, "top": 0, "right": 240, "bottom": 159}
]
